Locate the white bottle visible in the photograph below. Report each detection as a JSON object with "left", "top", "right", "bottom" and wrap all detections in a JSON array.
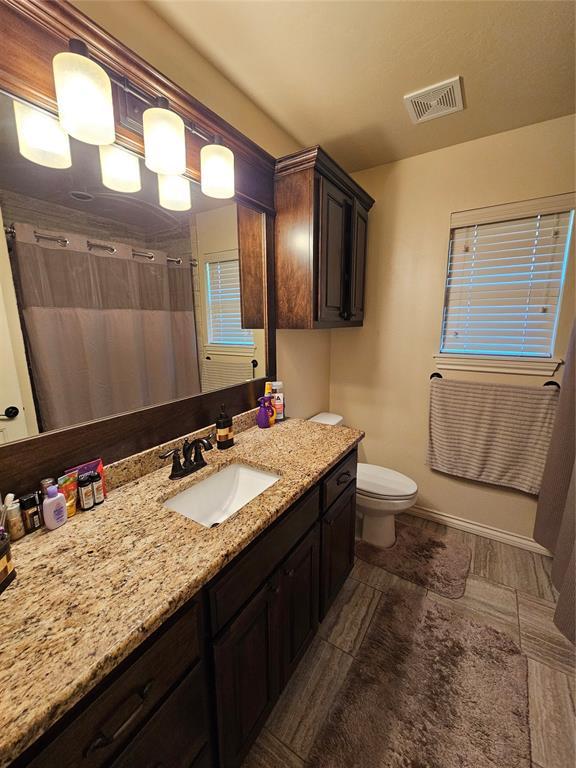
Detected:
[
  {"left": 272, "top": 381, "right": 285, "bottom": 421},
  {"left": 42, "top": 485, "right": 67, "bottom": 530}
]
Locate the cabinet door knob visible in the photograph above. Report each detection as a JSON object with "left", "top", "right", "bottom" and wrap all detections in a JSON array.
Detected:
[{"left": 336, "top": 470, "right": 351, "bottom": 486}]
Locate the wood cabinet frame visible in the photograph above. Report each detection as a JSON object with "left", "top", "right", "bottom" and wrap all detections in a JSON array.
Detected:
[{"left": 0, "top": 0, "right": 277, "bottom": 495}]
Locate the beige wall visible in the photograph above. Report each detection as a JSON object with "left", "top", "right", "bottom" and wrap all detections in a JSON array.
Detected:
[
  {"left": 277, "top": 330, "right": 331, "bottom": 419},
  {"left": 72, "top": 0, "right": 331, "bottom": 417},
  {"left": 330, "top": 115, "right": 576, "bottom": 539}
]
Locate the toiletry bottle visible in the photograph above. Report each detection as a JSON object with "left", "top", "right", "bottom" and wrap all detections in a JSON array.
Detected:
[
  {"left": 78, "top": 473, "right": 95, "bottom": 511},
  {"left": 42, "top": 486, "right": 67, "bottom": 531},
  {"left": 90, "top": 470, "right": 105, "bottom": 505},
  {"left": 256, "top": 396, "right": 275, "bottom": 429},
  {"left": 20, "top": 493, "right": 43, "bottom": 534},
  {"left": 264, "top": 381, "right": 276, "bottom": 425},
  {"left": 272, "top": 381, "right": 285, "bottom": 421},
  {"left": 5, "top": 498, "right": 25, "bottom": 541},
  {"left": 216, "top": 404, "right": 234, "bottom": 449},
  {"left": 40, "top": 477, "right": 56, "bottom": 498}
]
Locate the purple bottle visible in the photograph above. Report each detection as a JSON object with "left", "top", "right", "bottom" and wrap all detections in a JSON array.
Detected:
[{"left": 256, "top": 396, "right": 274, "bottom": 429}]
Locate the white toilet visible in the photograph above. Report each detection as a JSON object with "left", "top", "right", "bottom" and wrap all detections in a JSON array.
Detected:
[{"left": 310, "top": 413, "right": 418, "bottom": 548}]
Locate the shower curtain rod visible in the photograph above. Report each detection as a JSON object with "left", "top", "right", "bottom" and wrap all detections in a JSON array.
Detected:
[{"left": 4, "top": 226, "right": 192, "bottom": 266}]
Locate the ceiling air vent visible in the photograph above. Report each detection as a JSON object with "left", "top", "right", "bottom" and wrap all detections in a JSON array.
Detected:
[{"left": 404, "top": 77, "right": 464, "bottom": 124}]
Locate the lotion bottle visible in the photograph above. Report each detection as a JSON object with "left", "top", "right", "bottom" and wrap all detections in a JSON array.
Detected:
[{"left": 42, "top": 485, "right": 67, "bottom": 531}]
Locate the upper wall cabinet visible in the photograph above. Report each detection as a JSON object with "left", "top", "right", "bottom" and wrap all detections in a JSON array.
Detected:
[{"left": 274, "top": 146, "right": 374, "bottom": 328}]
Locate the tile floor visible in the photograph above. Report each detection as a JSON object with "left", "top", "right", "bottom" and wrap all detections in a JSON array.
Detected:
[{"left": 242, "top": 513, "right": 575, "bottom": 768}]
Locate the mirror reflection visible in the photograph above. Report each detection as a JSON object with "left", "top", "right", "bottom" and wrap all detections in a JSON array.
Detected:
[{"left": 0, "top": 94, "right": 267, "bottom": 444}]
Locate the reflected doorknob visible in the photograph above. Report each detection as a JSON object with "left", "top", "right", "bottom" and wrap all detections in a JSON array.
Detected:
[{"left": 1, "top": 406, "right": 19, "bottom": 419}]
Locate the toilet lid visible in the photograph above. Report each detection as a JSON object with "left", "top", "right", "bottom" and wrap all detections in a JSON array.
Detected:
[{"left": 357, "top": 463, "right": 417, "bottom": 499}]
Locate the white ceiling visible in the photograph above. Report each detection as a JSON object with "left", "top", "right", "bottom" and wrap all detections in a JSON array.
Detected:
[{"left": 150, "top": 0, "right": 575, "bottom": 171}]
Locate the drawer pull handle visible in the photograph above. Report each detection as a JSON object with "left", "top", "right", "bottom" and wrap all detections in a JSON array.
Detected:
[
  {"left": 336, "top": 471, "right": 351, "bottom": 486},
  {"left": 84, "top": 680, "right": 154, "bottom": 755}
]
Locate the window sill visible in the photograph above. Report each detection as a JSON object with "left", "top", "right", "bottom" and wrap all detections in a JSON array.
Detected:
[{"left": 433, "top": 354, "right": 563, "bottom": 376}]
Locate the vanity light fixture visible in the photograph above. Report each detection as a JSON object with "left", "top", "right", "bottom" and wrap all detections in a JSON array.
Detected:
[
  {"left": 13, "top": 100, "right": 72, "bottom": 169},
  {"left": 200, "top": 138, "right": 235, "bottom": 199},
  {"left": 143, "top": 97, "right": 186, "bottom": 176},
  {"left": 99, "top": 144, "right": 141, "bottom": 193},
  {"left": 157, "top": 173, "right": 191, "bottom": 211},
  {"left": 52, "top": 39, "right": 115, "bottom": 145}
]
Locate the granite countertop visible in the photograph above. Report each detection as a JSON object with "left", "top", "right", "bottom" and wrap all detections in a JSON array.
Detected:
[{"left": 0, "top": 418, "right": 363, "bottom": 767}]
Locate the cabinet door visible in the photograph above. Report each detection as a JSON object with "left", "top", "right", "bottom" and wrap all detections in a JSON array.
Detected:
[
  {"left": 213, "top": 578, "right": 281, "bottom": 768},
  {"left": 350, "top": 202, "right": 368, "bottom": 322},
  {"left": 320, "top": 483, "right": 356, "bottom": 620},
  {"left": 280, "top": 524, "right": 320, "bottom": 686},
  {"left": 317, "top": 177, "right": 353, "bottom": 324}
]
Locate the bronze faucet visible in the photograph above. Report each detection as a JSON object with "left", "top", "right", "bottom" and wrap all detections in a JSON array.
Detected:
[{"left": 160, "top": 436, "right": 213, "bottom": 479}]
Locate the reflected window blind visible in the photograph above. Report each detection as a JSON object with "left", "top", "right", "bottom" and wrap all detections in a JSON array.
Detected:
[
  {"left": 441, "top": 210, "right": 574, "bottom": 357},
  {"left": 205, "top": 259, "right": 254, "bottom": 346}
]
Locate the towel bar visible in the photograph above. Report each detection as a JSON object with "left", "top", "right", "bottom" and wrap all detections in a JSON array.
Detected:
[{"left": 430, "top": 371, "right": 559, "bottom": 389}]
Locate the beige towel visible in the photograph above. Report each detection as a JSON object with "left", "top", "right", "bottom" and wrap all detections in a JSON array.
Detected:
[{"left": 427, "top": 378, "right": 559, "bottom": 495}]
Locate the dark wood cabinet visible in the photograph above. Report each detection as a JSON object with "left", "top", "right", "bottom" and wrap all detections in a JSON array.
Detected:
[
  {"left": 280, "top": 524, "right": 320, "bottom": 685},
  {"left": 208, "top": 488, "right": 320, "bottom": 635},
  {"left": 213, "top": 577, "right": 282, "bottom": 768},
  {"left": 23, "top": 602, "right": 205, "bottom": 768},
  {"left": 275, "top": 146, "right": 374, "bottom": 329},
  {"left": 320, "top": 482, "right": 357, "bottom": 619}
]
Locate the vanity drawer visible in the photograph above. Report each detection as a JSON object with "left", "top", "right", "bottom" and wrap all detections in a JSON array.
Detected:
[
  {"left": 322, "top": 450, "right": 357, "bottom": 511},
  {"left": 110, "top": 663, "right": 209, "bottom": 768},
  {"left": 27, "top": 601, "right": 201, "bottom": 768},
  {"left": 209, "top": 486, "right": 320, "bottom": 635}
]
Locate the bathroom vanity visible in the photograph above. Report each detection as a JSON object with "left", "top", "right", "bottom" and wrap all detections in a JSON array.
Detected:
[{"left": 1, "top": 420, "right": 362, "bottom": 768}]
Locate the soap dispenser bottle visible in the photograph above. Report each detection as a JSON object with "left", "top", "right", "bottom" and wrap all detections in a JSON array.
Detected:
[
  {"left": 216, "top": 404, "right": 234, "bottom": 450},
  {"left": 257, "top": 396, "right": 275, "bottom": 429}
]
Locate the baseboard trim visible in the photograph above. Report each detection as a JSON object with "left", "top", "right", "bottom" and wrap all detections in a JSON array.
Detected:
[{"left": 411, "top": 505, "right": 552, "bottom": 556}]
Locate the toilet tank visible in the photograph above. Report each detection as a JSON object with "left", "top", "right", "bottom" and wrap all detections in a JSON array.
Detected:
[{"left": 309, "top": 412, "right": 344, "bottom": 426}]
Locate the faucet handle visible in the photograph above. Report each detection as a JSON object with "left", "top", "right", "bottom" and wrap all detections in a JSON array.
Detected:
[{"left": 159, "top": 448, "right": 185, "bottom": 479}]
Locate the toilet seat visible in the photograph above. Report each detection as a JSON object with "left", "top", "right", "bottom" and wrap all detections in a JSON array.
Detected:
[{"left": 357, "top": 463, "right": 417, "bottom": 501}]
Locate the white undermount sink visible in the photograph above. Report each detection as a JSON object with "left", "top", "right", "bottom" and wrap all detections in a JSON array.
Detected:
[{"left": 164, "top": 463, "right": 280, "bottom": 527}]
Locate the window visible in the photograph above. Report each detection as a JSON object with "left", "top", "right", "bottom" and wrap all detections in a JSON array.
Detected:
[
  {"left": 440, "top": 196, "right": 574, "bottom": 363},
  {"left": 205, "top": 254, "right": 254, "bottom": 348}
]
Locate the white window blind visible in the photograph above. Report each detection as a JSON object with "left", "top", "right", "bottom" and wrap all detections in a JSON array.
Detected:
[
  {"left": 205, "top": 258, "right": 254, "bottom": 347},
  {"left": 440, "top": 210, "right": 574, "bottom": 358}
]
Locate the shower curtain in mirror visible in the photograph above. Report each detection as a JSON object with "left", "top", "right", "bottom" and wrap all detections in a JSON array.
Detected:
[
  {"left": 533, "top": 322, "right": 575, "bottom": 644},
  {"left": 10, "top": 223, "right": 201, "bottom": 431}
]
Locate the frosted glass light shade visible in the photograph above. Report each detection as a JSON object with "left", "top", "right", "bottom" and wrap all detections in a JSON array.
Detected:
[
  {"left": 143, "top": 107, "right": 186, "bottom": 175},
  {"left": 53, "top": 51, "right": 115, "bottom": 145},
  {"left": 200, "top": 143, "right": 235, "bottom": 199},
  {"left": 13, "top": 101, "right": 72, "bottom": 169},
  {"left": 158, "top": 174, "right": 191, "bottom": 211},
  {"left": 99, "top": 145, "right": 141, "bottom": 193}
]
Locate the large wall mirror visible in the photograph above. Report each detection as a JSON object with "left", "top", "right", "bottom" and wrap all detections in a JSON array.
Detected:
[
  {"left": 0, "top": 0, "right": 276, "bottom": 493},
  {"left": 0, "top": 92, "right": 269, "bottom": 446}
]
